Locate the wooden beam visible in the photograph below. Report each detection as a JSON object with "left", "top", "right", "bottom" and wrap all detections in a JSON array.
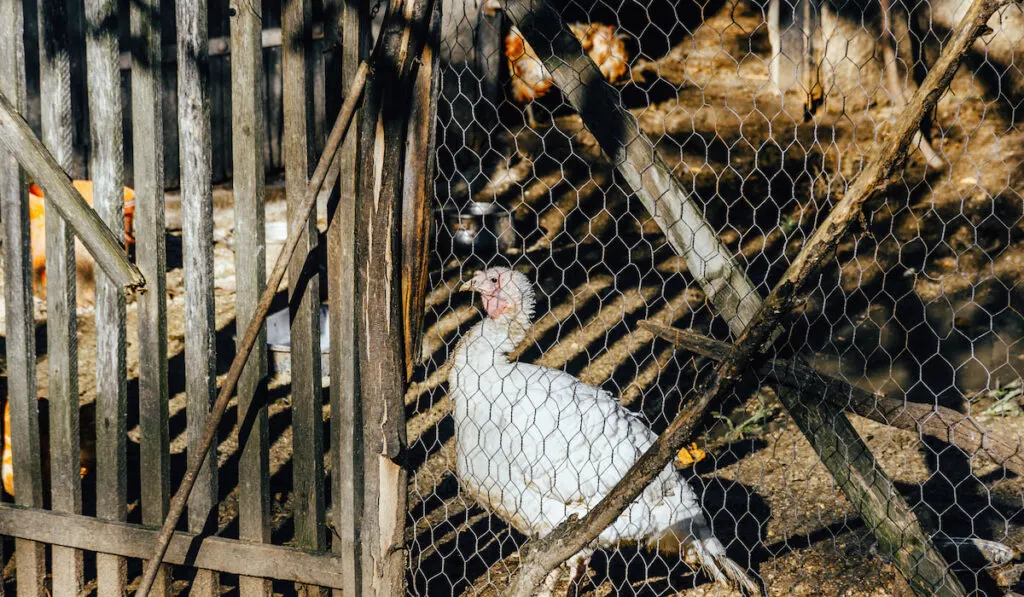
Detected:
[
  {"left": 354, "top": 0, "right": 436, "bottom": 594},
  {"left": 326, "top": 0, "right": 369, "bottom": 593},
  {"left": 0, "top": 0, "right": 47, "bottom": 593},
  {"left": 0, "top": 93, "right": 144, "bottom": 292},
  {"left": 84, "top": 0, "right": 130, "bottom": 592},
  {"left": 176, "top": 0, "right": 219, "bottom": 592},
  {"left": 37, "top": 0, "right": 84, "bottom": 593},
  {"left": 401, "top": 0, "right": 442, "bottom": 379},
  {"left": 282, "top": 0, "right": 327, "bottom": 592},
  {"left": 229, "top": 0, "right": 272, "bottom": 595},
  {"left": 131, "top": 0, "right": 171, "bottom": 592},
  {"left": 503, "top": 0, "right": 762, "bottom": 336},
  {"left": 640, "top": 320, "right": 1024, "bottom": 479},
  {"left": 0, "top": 504, "right": 347, "bottom": 588}
]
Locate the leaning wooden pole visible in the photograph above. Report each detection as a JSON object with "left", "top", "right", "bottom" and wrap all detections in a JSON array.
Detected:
[
  {"left": 0, "top": 91, "right": 144, "bottom": 292},
  {"left": 501, "top": 0, "right": 1010, "bottom": 592},
  {"left": 135, "top": 0, "right": 436, "bottom": 591}
]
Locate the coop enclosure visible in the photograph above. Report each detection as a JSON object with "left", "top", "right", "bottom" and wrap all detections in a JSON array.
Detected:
[{"left": 0, "top": 0, "right": 1023, "bottom": 594}]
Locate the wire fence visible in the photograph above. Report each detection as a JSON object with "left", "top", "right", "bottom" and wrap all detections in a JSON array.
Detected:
[{"left": 410, "top": 0, "right": 1024, "bottom": 593}]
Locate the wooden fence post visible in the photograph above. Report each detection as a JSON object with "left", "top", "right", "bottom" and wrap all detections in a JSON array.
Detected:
[
  {"left": 0, "top": 0, "right": 46, "bottom": 594},
  {"left": 176, "top": 0, "right": 219, "bottom": 593},
  {"left": 401, "top": 0, "right": 442, "bottom": 380},
  {"left": 84, "top": 0, "right": 130, "bottom": 593},
  {"left": 230, "top": 0, "right": 273, "bottom": 595},
  {"left": 38, "top": 0, "right": 84, "bottom": 594},
  {"left": 355, "top": 0, "right": 435, "bottom": 593},
  {"left": 131, "top": 0, "right": 171, "bottom": 592},
  {"left": 327, "top": 0, "right": 370, "bottom": 594},
  {"left": 282, "top": 0, "right": 328, "bottom": 594}
]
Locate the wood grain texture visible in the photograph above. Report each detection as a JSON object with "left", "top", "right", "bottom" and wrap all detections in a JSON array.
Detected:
[
  {"left": 131, "top": 0, "right": 171, "bottom": 591},
  {"left": 0, "top": 504, "right": 347, "bottom": 587},
  {"left": 0, "top": 1, "right": 46, "bottom": 594},
  {"left": 400, "top": 0, "right": 442, "bottom": 380},
  {"left": 355, "top": 0, "right": 437, "bottom": 594},
  {"left": 84, "top": 0, "right": 130, "bottom": 592},
  {"left": 176, "top": 0, "right": 219, "bottom": 592},
  {"left": 282, "top": 1, "right": 327, "bottom": 594},
  {"left": 37, "top": 0, "right": 84, "bottom": 593},
  {"left": 0, "top": 94, "right": 143, "bottom": 291},
  {"left": 135, "top": 36, "right": 372, "bottom": 597},
  {"left": 230, "top": 0, "right": 272, "bottom": 594},
  {"left": 326, "top": 0, "right": 369, "bottom": 594}
]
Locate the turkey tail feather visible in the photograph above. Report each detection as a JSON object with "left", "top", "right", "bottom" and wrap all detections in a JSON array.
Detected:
[{"left": 651, "top": 527, "right": 763, "bottom": 596}]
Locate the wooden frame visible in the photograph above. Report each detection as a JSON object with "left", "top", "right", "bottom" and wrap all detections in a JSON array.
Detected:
[{"left": 0, "top": 505, "right": 346, "bottom": 588}]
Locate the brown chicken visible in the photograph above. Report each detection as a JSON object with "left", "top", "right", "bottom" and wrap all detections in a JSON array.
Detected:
[
  {"left": 1, "top": 396, "right": 95, "bottom": 497},
  {"left": 505, "top": 22, "right": 630, "bottom": 126},
  {"left": 29, "top": 180, "right": 136, "bottom": 305}
]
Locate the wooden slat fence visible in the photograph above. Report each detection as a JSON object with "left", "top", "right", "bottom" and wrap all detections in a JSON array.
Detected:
[
  {"left": 0, "top": 0, "right": 411, "bottom": 594},
  {"left": 20, "top": 0, "right": 333, "bottom": 188}
]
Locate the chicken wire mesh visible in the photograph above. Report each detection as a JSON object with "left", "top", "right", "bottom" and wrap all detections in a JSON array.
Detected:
[{"left": 406, "top": 0, "right": 1024, "bottom": 594}]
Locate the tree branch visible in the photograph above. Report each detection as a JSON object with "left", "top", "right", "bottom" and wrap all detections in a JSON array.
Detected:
[
  {"left": 640, "top": 320, "right": 1024, "bottom": 479},
  {"left": 501, "top": 0, "right": 1009, "bottom": 591}
]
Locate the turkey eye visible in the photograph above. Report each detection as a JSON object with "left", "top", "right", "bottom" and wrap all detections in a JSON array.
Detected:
[{"left": 489, "top": 277, "right": 498, "bottom": 283}]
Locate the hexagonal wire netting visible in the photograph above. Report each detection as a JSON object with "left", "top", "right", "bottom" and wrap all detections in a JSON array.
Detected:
[{"left": 406, "top": 0, "right": 1024, "bottom": 594}]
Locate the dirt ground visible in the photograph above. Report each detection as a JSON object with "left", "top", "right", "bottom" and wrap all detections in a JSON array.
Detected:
[{"left": 2, "top": 0, "right": 1024, "bottom": 594}]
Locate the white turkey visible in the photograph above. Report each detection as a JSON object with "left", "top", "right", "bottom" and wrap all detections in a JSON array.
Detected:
[{"left": 449, "top": 266, "right": 762, "bottom": 595}]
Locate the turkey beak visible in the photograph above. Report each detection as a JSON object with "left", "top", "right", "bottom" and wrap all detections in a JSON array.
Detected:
[{"left": 461, "top": 271, "right": 484, "bottom": 292}]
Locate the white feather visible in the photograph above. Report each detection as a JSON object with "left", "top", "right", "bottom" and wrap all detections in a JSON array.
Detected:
[{"left": 449, "top": 268, "right": 761, "bottom": 594}]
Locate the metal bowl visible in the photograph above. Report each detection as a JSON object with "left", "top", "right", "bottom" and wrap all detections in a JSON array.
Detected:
[
  {"left": 439, "top": 201, "right": 515, "bottom": 255},
  {"left": 265, "top": 304, "right": 330, "bottom": 376}
]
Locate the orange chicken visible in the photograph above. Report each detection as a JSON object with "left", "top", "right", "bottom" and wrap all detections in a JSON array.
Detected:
[
  {"left": 505, "top": 23, "right": 630, "bottom": 126},
  {"left": 1, "top": 397, "right": 95, "bottom": 497},
  {"left": 29, "top": 180, "right": 136, "bottom": 305}
]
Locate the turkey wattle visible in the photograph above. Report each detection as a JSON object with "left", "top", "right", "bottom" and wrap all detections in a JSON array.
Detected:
[{"left": 449, "top": 267, "right": 761, "bottom": 594}]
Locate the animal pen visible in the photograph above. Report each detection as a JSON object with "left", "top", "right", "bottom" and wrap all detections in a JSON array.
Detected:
[{"left": 0, "top": 0, "right": 1022, "bottom": 593}]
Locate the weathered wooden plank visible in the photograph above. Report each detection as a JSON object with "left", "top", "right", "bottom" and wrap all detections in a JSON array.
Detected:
[
  {"left": 283, "top": 0, "right": 326, "bottom": 594},
  {"left": 0, "top": 1, "right": 46, "bottom": 594},
  {"left": 229, "top": 0, "right": 272, "bottom": 594},
  {"left": 355, "top": 0, "right": 435, "bottom": 594},
  {"left": 401, "top": 0, "right": 442, "bottom": 379},
  {"left": 0, "top": 95, "right": 144, "bottom": 291},
  {"left": 84, "top": 0, "right": 130, "bottom": 592},
  {"left": 0, "top": 504, "right": 347, "bottom": 587},
  {"left": 115, "top": 26, "right": 327, "bottom": 71},
  {"left": 326, "top": 0, "right": 369, "bottom": 593},
  {"left": 176, "top": 0, "right": 219, "bottom": 593},
  {"left": 130, "top": 0, "right": 170, "bottom": 592},
  {"left": 37, "top": 0, "right": 83, "bottom": 594},
  {"left": 135, "top": 50, "right": 373, "bottom": 597}
]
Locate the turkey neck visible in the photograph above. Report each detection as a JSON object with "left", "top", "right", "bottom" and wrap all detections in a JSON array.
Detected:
[{"left": 456, "top": 304, "right": 533, "bottom": 369}]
